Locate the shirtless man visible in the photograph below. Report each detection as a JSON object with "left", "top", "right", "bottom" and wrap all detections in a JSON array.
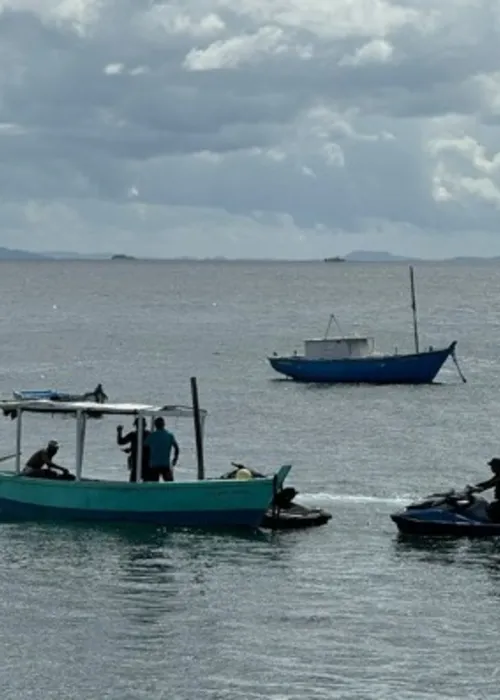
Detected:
[{"left": 23, "top": 440, "right": 72, "bottom": 479}]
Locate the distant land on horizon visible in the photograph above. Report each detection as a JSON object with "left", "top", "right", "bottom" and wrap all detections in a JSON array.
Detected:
[
  {"left": 0, "top": 246, "right": 499, "bottom": 263},
  {"left": 342, "top": 250, "right": 500, "bottom": 263}
]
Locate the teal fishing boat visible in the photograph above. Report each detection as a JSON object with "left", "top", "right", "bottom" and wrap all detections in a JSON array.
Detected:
[{"left": 0, "top": 381, "right": 291, "bottom": 528}]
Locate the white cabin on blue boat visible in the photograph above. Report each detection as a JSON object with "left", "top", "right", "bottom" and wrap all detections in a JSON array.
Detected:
[{"left": 304, "top": 336, "right": 374, "bottom": 360}]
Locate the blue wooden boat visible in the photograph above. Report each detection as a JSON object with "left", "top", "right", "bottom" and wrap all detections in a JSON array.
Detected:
[
  {"left": 268, "top": 267, "right": 466, "bottom": 385},
  {"left": 269, "top": 342, "right": 457, "bottom": 384},
  {"left": 0, "top": 380, "right": 291, "bottom": 528}
]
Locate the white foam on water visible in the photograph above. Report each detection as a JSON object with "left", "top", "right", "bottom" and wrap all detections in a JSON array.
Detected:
[{"left": 296, "top": 491, "right": 410, "bottom": 506}]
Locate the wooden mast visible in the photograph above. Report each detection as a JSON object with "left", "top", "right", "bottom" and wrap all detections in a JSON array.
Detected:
[{"left": 409, "top": 266, "right": 420, "bottom": 354}]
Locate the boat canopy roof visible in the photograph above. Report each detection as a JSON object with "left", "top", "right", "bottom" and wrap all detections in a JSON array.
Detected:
[{"left": 0, "top": 399, "right": 207, "bottom": 419}]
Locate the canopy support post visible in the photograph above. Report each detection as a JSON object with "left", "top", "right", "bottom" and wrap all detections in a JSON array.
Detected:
[
  {"left": 15, "top": 410, "right": 22, "bottom": 475},
  {"left": 137, "top": 414, "right": 144, "bottom": 483},
  {"left": 75, "top": 410, "right": 86, "bottom": 481}
]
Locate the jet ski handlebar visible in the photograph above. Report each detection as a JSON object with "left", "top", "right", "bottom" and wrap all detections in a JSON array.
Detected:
[{"left": 409, "top": 486, "right": 479, "bottom": 510}]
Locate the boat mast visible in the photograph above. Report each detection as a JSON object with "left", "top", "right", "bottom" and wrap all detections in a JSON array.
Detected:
[
  {"left": 190, "top": 376, "right": 205, "bottom": 480},
  {"left": 15, "top": 409, "right": 22, "bottom": 474},
  {"left": 409, "top": 266, "right": 420, "bottom": 354},
  {"left": 137, "top": 415, "right": 144, "bottom": 482}
]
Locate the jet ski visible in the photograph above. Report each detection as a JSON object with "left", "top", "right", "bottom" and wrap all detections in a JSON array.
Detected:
[
  {"left": 391, "top": 485, "right": 500, "bottom": 537},
  {"left": 220, "top": 463, "right": 332, "bottom": 530}
]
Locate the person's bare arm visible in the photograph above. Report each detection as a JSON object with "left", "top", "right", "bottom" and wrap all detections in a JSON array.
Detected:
[{"left": 172, "top": 438, "right": 180, "bottom": 466}]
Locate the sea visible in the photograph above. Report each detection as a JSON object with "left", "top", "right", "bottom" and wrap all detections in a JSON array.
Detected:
[{"left": 0, "top": 259, "right": 499, "bottom": 699}]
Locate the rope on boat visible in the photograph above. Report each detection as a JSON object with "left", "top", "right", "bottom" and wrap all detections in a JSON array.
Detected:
[{"left": 451, "top": 347, "right": 467, "bottom": 383}]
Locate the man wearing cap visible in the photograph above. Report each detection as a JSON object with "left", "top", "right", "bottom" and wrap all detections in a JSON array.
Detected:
[{"left": 23, "top": 440, "right": 71, "bottom": 479}]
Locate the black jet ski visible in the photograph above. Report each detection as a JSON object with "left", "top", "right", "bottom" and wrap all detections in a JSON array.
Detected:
[
  {"left": 220, "top": 463, "right": 332, "bottom": 530},
  {"left": 391, "top": 484, "right": 500, "bottom": 537}
]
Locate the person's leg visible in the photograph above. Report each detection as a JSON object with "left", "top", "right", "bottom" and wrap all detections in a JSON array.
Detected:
[
  {"left": 143, "top": 467, "right": 159, "bottom": 483},
  {"left": 161, "top": 467, "right": 174, "bottom": 482},
  {"left": 488, "top": 501, "right": 500, "bottom": 522}
]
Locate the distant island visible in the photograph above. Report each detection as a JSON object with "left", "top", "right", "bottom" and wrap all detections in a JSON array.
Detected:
[
  {"left": 345, "top": 250, "right": 416, "bottom": 262},
  {"left": 327, "top": 250, "right": 500, "bottom": 263},
  {"left": 0, "top": 246, "right": 49, "bottom": 260},
  {"left": 0, "top": 245, "right": 498, "bottom": 263}
]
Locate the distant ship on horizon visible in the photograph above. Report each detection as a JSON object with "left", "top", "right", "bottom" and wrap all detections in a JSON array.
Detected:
[{"left": 323, "top": 256, "right": 346, "bottom": 262}]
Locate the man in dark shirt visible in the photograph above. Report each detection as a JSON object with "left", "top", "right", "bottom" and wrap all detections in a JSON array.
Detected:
[
  {"left": 470, "top": 458, "right": 500, "bottom": 521},
  {"left": 116, "top": 418, "right": 150, "bottom": 482},
  {"left": 144, "top": 417, "right": 179, "bottom": 482}
]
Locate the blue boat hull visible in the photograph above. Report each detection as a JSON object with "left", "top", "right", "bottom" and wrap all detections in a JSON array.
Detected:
[
  {"left": 268, "top": 342, "right": 456, "bottom": 384},
  {"left": 391, "top": 513, "right": 500, "bottom": 537}
]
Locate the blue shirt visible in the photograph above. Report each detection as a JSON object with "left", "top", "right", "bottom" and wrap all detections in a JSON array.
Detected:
[{"left": 145, "top": 429, "right": 176, "bottom": 468}]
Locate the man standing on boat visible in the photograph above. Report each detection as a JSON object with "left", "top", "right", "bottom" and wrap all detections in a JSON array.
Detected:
[
  {"left": 144, "top": 417, "right": 179, "bottom": 482},
  {"left": 116, "top": 418, "right": 150, "bottom": 482}
]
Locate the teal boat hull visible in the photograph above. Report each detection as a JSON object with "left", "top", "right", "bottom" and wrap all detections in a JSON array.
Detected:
[{"left": 0, "top": 466, "right": 292, "bottom": 528}]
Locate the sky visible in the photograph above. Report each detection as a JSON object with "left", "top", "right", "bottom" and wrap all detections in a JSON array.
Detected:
[{"left": 1, "top": 0, "right": 500, "bottom": 259}]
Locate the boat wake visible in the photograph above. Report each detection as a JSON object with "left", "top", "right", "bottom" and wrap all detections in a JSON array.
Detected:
[{"left": 296, "top": 492, "right": 410, "bottom": 507}]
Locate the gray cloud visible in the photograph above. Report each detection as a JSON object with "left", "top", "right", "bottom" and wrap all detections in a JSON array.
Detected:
[{"left": 0, "top": 0, "right": 499, "bottom": 257}]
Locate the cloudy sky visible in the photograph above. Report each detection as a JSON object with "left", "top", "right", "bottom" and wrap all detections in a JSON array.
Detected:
[{"left": 1, "top": 0, "right": 499, "bottom": 259}]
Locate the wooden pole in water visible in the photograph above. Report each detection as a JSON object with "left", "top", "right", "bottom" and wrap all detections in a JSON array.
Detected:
[
  {"left": 190, "top": 376, "right": 205, "bottom": 480},
  {"left": 409, "top": 265, "right": 420, "bottom": 354}
]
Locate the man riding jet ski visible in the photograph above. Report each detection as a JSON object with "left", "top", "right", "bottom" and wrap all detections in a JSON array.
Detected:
[
  {"left": 468, "top": 458, "right": 500, "bottom": 521},
  {"left": 390, "top": 458, "right": 500, "bottom": 536}
]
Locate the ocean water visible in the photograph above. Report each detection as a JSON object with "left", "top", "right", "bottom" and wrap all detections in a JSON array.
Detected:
[{"left": 0, "top": 259, "right": 499, "bottom": 699}]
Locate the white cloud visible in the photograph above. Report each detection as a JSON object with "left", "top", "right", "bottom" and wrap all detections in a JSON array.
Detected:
[
  {"left": 140, "top": 7, "right": 226, "bottom": 39},
  {"left": 216, "top": 0, "right": 421, "bottom": 39},
  {"left": 184, "top": 26, "right": 288, "bottom": 70},
  {"left": 104, "top": 63, "right": 124, "bottom": 75},
  {"left": 339, "top": 39, "right": 394, "bottom": 66},
  {"left": 0, "top": 0, "right": 499, "bottom": 257},
  {"left": 426, "top": 117, "right": 500, "bottom": 213}
]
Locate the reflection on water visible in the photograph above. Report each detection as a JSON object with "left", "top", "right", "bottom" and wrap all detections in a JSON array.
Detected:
[
  {"left": 392, "top": 533, "right": 466, "bottom": 563},
  {"left": 392, "top": 531, "right": 500, "bottom": 564},
  {"left": 0, "top": 518, "right": 306, "bottom": 699},
  {"left": 4, "top": 510, "right": 500, "bottom": 699}
]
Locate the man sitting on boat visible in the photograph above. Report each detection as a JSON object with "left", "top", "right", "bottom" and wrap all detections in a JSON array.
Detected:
[
  {"left": 144, "top": 417, "right": 179, "bottom": 482},
  {"left": 22, "top": 440, "right": 74, "bottom": 480},
  {"left": 116, "top": 418, "right": 150, "bottom": 483},
  {"left": 469, "top": 458, "right": 500, "bottom": 521}
]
